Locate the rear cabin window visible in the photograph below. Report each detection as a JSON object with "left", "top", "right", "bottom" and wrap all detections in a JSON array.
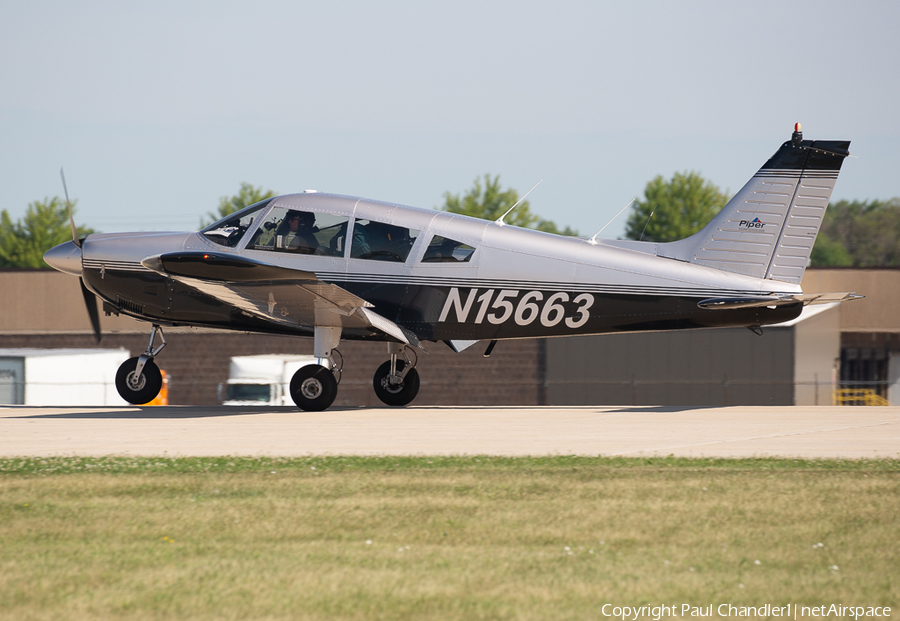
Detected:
[
  {"left": 350, "top": 220, "right": 419, "bottom": 262},
  {"left": 421, "top": 235, "right": 476, "bottom": 262},
  {"left": 247, "top": 207, "right": 349, "bottom": 257}
]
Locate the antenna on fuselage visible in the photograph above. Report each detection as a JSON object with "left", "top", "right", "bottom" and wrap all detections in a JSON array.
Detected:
[
  {"left": 495, "top": 179, "right": 542, "bottom": 226},
  {"left": 638, "top": 211, "right": 655, "bottom": 242},
  {"left": 588, "top": 198, "right": 635, "bottom": 245}
]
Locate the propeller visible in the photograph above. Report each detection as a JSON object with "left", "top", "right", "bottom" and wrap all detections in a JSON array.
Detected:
[
  {"left": 80, "top": 279, "right": 102, "bottom": 343},
  {"left": 60, "top": 167, "right": 101, "bottom": 342},
  {"left": 60, "top": 168, "right": 80, "bottom": 248}
]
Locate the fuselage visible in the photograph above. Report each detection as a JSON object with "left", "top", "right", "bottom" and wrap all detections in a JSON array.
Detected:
[{"left": 57, "top": 192, "right": 803, "bottom": 343}]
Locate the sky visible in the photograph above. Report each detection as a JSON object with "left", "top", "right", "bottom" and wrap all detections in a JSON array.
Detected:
[{"left": 2, "top": 0, "right": 899, "bottom": 238}]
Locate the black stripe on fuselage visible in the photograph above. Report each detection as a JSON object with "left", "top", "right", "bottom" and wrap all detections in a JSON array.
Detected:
[
  {"left": 326, "top": 281, "right": 802, "bottom": 341},
  {"left": 84, "top": 268, "right": 801, "bottom": 342}
]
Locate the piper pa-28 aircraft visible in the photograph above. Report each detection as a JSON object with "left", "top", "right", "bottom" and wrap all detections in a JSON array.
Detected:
[{"left": 44, "top": 125, "right": 858, "bottom": 411}]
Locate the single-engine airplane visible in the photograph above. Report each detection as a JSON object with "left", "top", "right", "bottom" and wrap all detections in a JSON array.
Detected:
[{"left": 44, "top": 125, "right": 858, "bottom": 410}]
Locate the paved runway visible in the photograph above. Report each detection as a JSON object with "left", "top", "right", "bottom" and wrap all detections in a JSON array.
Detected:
[{"left": 2, "top": 405, "right": 899, "bottom": 458}]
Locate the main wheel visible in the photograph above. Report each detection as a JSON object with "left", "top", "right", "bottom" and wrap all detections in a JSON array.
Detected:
[
  {"left": 115, "top": 357, "right": 163, "bottom": 405},
  {"left": 290, "top": 365, "right": 338, "bottom": 411},
  {"left": 373, "top": 360, "right": 420, "bottom": 407}
]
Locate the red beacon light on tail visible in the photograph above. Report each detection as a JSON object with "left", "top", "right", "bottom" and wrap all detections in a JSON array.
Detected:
[{"left": 792, "top": 122, "right": 803, "bottom": 145}]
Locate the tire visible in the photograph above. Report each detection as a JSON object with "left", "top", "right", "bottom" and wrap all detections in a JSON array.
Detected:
[
  {"left": 115, "top": 357, "right": 163, "bottom": 405},
  {"left": 290, "top": 365, "right": 338, "bottom": 411},
  {"left": 373, "top": 360, "right": 420, "bottom": 407}
]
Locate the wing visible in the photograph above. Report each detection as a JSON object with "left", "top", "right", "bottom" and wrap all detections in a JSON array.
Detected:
[{"left": 141, "top": 251, "right": 423, "bottom": 349}]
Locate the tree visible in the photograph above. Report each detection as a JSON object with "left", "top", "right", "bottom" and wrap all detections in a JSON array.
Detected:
[
  {"left": 204, "top": 182, "right": 277, "bottom": 226},
  {"left": 624, "top": 171, "right": 729, "bottom": 242},
  {"left": 809, "top": 234, "right": 853, "bottom": 267},
  {"left": 0, "top": 198, "right": 95, "bottom": 269},
  {"left": 811, "top": 198, "right": 900, "bottom": 267},
  {"left": 440, "top": 174, "right": 578, "bottom": 236}
]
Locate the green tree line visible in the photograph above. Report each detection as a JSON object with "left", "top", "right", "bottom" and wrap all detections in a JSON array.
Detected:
[
  {"left": 3, "top": 177, "right": 898, "bottom": 269},
  {"left": 439, "top": 174, "right": 578, "bottom": 236},
  {"left": 0, "top": 198, "right": 94, "bottom": 269},
  {"left": 621, "top": 172, "right": 900, "bottom": 267},
  {"left": 809, "top": 198, "right": 900, "bottom": 267}
]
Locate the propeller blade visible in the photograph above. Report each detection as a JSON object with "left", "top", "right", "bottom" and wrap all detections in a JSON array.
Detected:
[
  {"left": 60, "top": 167, "right": 80, "bottom": 248},
  {"left": 79, "top": 278, "right": 102, "bottom": 343}
]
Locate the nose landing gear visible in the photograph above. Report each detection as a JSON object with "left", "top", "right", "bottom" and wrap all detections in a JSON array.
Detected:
[
  {"left": 115, "top": 324, "right": 166, "bottom": 404},
  {"left": 373, "top": 343, "right": 420, "bottom": 407}
]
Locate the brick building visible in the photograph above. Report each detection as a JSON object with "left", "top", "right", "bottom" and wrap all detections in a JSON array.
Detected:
[{"left": 1, "top": 269, "right": 897, "bottom": 406}]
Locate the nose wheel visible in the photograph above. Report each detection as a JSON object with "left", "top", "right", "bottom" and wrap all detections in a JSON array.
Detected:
[
  {"left": 373, "top": 346, "right": 420, "bottom": 407},
  {"left": 116, "top": 357, "right": 163, "bottom": 404},
  {"left": 115, "top": 324, "right": 167, "bottom": 405}
]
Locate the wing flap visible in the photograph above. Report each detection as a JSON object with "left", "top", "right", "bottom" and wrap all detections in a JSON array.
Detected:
[{"left": 356, "top": 307, "right": 422, "bottom": 349}]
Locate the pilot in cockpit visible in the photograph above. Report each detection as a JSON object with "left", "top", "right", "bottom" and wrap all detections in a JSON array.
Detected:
[{"left": 279, "top": 210, "right": 320, "bottom": 254}]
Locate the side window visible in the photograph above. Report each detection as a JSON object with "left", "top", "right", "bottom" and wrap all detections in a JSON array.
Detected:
[
  {"left": 422, "top": 235, "right": 476, "bottom": 262},
  {"left": 247, "top": 207, "right": 349, "bottom": 257},
  {"left": 350, "top": 219, "right": 419, "bottom": 262}
]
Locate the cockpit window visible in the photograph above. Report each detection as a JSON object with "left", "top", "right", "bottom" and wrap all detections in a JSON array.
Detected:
[
  {"left": 422, "top": 235, "right": 476, "bottom": 262},
  {"left": 350, "top": 220, "right": 419, "bottom": 262},
  {"left": 247, "top": 207, "right": 349, "bottom": 257},
  {"left": 201, "top": 199, "right": 274, "bottom": 247}
]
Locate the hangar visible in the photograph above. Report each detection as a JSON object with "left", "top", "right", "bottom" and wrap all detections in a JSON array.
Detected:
[{"left": 1, "top": 268, "right": 897, "bottom": 406}]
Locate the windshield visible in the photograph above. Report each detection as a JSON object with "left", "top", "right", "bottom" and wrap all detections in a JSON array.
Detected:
[{"left": 201, "top": 199, "right": 275, "bottom": 247}]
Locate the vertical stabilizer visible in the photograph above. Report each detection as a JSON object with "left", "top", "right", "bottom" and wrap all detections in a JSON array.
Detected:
[{"left": 657, "top": 126, "right": 850, "bottom": 284}]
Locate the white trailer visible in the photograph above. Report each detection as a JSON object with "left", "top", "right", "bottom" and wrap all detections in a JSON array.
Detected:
[
  {"left": 222, "top": 354, "right": 319, "bottom": 405},
  {"left": 0, "top": 348, "right": 132, "bottom": 406}
]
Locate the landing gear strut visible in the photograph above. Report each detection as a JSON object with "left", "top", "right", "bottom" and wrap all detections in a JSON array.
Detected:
[
  {"left": 373, "top": 343, "right": 420, "bottom": 407},
  {"left": 290, "top": 326, "right": 341, "bottom": 411},
  {"left": 116, "top": 324, "right": 166, "bottom": 404}
]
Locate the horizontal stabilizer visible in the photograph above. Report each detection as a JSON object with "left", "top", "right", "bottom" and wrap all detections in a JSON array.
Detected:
[{"left": 698, "top": 291, "right": 863, "bottom": 310}]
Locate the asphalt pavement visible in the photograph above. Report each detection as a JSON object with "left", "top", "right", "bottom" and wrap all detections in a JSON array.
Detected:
[{"left": 2, "top": 405, "right": 899, "bottom": 458}]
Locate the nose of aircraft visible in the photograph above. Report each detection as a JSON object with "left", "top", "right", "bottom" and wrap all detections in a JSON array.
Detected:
[{"left": 43, "top": 241, "right": 83, "bottom": 276}]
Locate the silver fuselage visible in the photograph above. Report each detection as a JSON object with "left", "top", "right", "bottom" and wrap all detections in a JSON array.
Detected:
[{"left": 46, "top": 192, "right": 802, "bottom": 344}]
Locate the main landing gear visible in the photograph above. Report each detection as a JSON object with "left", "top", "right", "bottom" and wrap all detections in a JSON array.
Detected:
[
  {"left": 287, "top": 327, "right": 421, "bottom": 411},
  {"left": 373, "top": 343, "right": 419, "bottom": 407},
  {"left": 115, "top": 324, "right": 422, "bottom": 411},
  {"left": 289, "top": 326, "right": 341, "bottom": 412},
  {"left": 116, "top": 324, "right": 166, "bottom": 404}
]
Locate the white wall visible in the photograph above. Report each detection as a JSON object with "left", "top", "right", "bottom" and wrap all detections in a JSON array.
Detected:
[{"left": 793, "top": 305, "right": 841, "bottom": 406}]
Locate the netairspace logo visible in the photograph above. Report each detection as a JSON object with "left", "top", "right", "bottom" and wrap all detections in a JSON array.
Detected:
[
  {"left": 599, "top": 604, "right": 892, "bottom": 620},
  {"left": 738, "top": 217, "right": 766, "bottom": 229}
]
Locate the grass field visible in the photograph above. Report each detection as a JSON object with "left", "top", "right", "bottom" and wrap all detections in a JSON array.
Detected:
[{"left": 1, "top": 456, "right": 898, "bottom": 620}]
